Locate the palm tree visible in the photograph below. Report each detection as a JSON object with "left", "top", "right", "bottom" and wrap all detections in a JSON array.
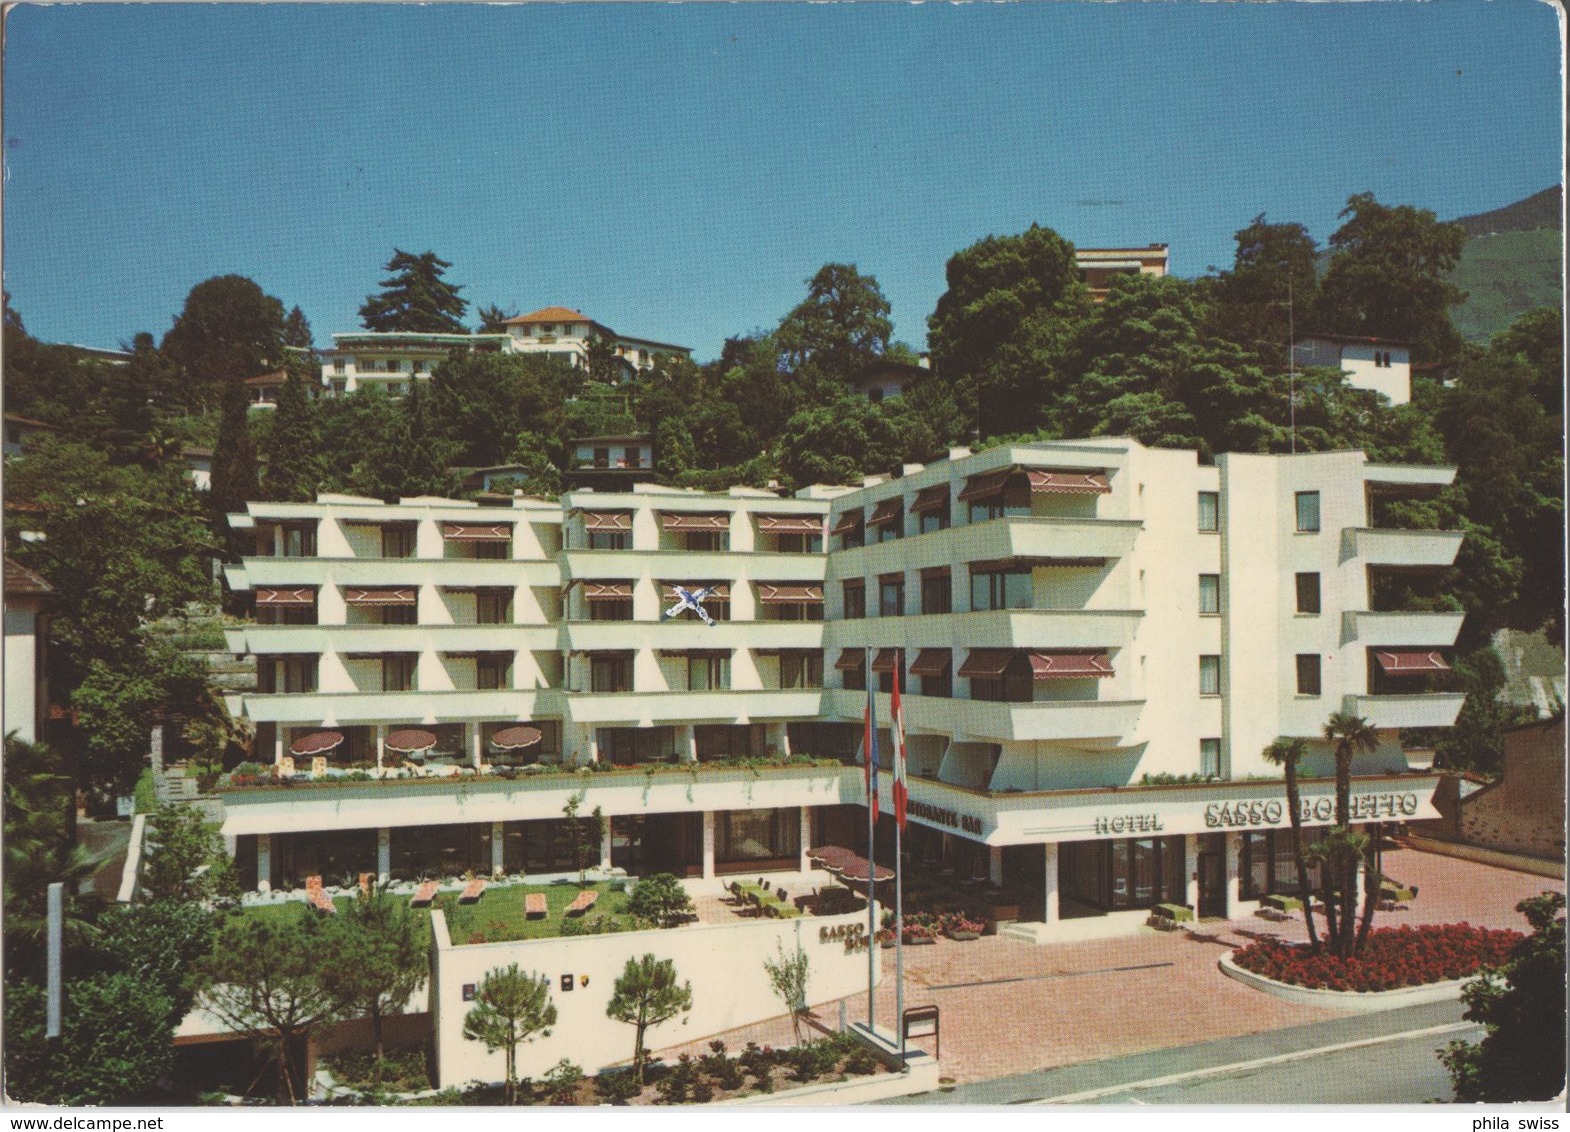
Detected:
[
  {"left": 1261, "top": 737, "right": 1319, "bottom": 953},
  {"left": 1322, "top": 712, "right": 1380, "bottom": 956}
]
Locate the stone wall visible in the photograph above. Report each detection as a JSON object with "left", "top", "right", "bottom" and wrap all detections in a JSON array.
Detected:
[{"left": 1458, "top": 717, "right": 1565, "bottom": 862}]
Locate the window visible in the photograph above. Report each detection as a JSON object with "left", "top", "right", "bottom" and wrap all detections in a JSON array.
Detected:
[
  {"left": 259, "top": 655, "right": 318, "bottom": 694},
  {"left": 920, "top": 570, "right": 952, "bottom": 615},
  {"left": 382, "top": 526, "right": 415, "bottom": 558},
  {"left": 593, "top": 447, "right": 610, "bottom": 468},
  {"left": 477, "top": 654, "right": 511, "bottom": 691},
  {"left": 587, "top": 595, "right": 633, "bottom": 621},
  {"left": 779, "top": 651, "right": 823, "bottom": 689},
  {"left": 1200, "top": 738, "right": 1222, "bottom": 778},
  {"left": 590, "top": 654, "right": 633, "bottom": 693},
  {"left": 1295, "top": 572, "right": 1321, "bottom": 615},
  {"left": 842, "top": 580, "right": 865, "bottom": 620},
  {"left": 381, "top": 655, "right": 415, "bottom": 693},
  {"left": 1198, "top": 574, "right": 1221, "bottom": 616},
  {"left": 971, "top": 569, "right": 1032, "bottom": 611},
  {"left": 1199, "top": 654, "right": 1221, "bottom": 697},
  {"left": 879, "top": 574, "right": 905, "bottom": 617},
  {"left": 1240, "top": 829, "right": 1326, "bottom": 900},
  {"left": 330, "top": 380, "right": 346, "bottom": 395},
  {"left": 685, "top": 531, "right": 725, "bottom": 552},
  {"left": 257, "top": 605, "right": 316, "bottom": 626},
  {"left": 1295, "top": 491, "right": 1321, "bottom": 533},
  {"left": 686, "top": 654, "right": 729, "bottom": 691},
  {"left": 476, "top": 590, "right": 511, "bottom": 624},
  {"left": 624, "top": 447, "right": 642, "bottom": 468},
  {"left": 1296, "top": 654, "right": 1322, "bottom": 696},
  {"left": 839, "top": 652, "right": 867, "bottom": 692},
  {"left": 333, "top": 358, "right": 346, "bottom": 375},
  {"left": 378, "top": 604, "right": 417, "bottom": 625},
  {"left": 775, "top": 532, "right": 822, "bottom": 554},
  {"left": 472, "top": 540, "right": 508, "bottom": 560},
  {"left": 1198, "top": 491, "right": 1220, "bottom": 532},
  {"left": 281, "top": 524, "right": 317, "bottom": 558},
  {"left": 920, "top": 662, "right": 952, "bottom": 700},
  {"left": 588, "top": 531, "right": 630, "bottom": 551},
  {"left": 598, "top": 726, "right": 676, "bottom": 766}
]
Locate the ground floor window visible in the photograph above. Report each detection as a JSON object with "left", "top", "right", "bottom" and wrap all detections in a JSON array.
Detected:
[
  {"left": 1240, "top": 828, "right": 1325, "bottom": 900},
  {"left": 273, "top": 828, "right": 378, "bottom": 890},
  {"left": 1060, "top": 836, "right": 1185, "bottom": 912},
  {"left": 715, "top": 808, "right": 800, "bottom": 867},
  {"left": 389, "top": 823, "right": 490, "bottom": 880}
]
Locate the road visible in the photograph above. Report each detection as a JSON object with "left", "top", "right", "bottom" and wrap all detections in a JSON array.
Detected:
[{"left": 881, "top": 1001, "right": 1484, "bottom": 1106}]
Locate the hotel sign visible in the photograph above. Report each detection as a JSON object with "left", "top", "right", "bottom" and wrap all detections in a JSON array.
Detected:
[
  {"left": 1204, "top": 792, "right": 1420, "bottom": 829},
  {"left": 908, "top": 798, "right": 984, "bottom": 835}
]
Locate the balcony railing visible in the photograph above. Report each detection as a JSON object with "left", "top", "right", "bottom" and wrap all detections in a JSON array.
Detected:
[{"left": 1343, "top": 692, "right": 1466, "bottom": 730}]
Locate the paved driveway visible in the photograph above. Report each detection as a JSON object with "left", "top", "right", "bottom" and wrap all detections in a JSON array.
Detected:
[{"left": 657, "top": 848, "right": 1561, "bottom": 1086}]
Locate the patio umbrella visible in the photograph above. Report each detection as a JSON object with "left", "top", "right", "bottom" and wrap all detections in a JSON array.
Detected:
[
  {"left": 490, "top": 725, "right": 543, "bottom": 751},
  {"left": 808, "top": 845, "right": 856, "bottom": 868},
  {"left": 836, "top": 857, "right": 894, "bottom": 884},
  {"left": 385, "top": 729, "right": 439, "bottom": 755},
  {"left": 289, "top": 731, "right": 344, "bottom": 757}
]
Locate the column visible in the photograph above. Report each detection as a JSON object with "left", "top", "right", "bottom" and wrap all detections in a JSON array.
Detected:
[
  {"left": 701, "top": 811, "right": 716, "bottom": 880},
  {"left": 600, "top": 822, "right": 613, "bottom": 872},
  {"left": 257, "top": 834, "right": 272, "bottom": 893},
  {"left": 798, "top": 807, "right": 812, "bottom": 874},
  {"left": 377, "top": 828, "right": 391, "bottom": 882},
  {"left": 472, "top": 725, "right": 484, "bottom": 769},
  {"left": 1184, "top": 834, "right": 1200, "bottom": 913},
  {"left": 779, "top": 724, "right": 793, "bottom": 758},
  {"left": 273, "top": 728, "right": 285, "bottom": 767},
  {"left": 587, "top": 728, "right": 600, "bottom": 767},
  {"left": 988, "top": 845, "right": 1004, "bottom": 887},
  {"left": 491, "top": 822, "right": 505, "bottom": 877},
  {"left": 1043, "top": 843, "right": 1059, "bottom": 924},
  {"left": 375, "top": 724, "right": 386, "bottom": 771},
  {"left": 679, "top": 724, "right": 698, "bottom": 763},
  {"left": 1224, "top": 832, "right": 1241, "bottom": 919}
]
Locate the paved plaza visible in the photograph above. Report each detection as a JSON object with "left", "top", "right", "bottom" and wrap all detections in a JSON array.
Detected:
[{"left": 657, "top": 848, "right": 1562, "bottom": 1087}]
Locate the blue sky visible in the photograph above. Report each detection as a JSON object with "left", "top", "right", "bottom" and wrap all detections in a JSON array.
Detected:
[{"left": 3, "top": 2, "right": 1562, "bottom": 362}]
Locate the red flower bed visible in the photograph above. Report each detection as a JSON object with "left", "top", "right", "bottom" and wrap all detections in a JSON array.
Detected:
[{"left": 1233, "top": 923, "right": 1524, "bottom": 993}]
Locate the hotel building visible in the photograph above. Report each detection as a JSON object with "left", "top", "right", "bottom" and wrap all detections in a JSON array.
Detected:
[{"left": 219, "top": 438, "right": 1464, "bottom": 940}]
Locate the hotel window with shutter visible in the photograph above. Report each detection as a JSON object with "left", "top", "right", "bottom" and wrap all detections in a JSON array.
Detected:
[
  {"left": 477, "top": 654, "right": 511, "bottom": 691},
  {"left": 842, "top": 579, "right": 865, "bottom": 620},
  {"left": 381, "top": 655, "right": 416, "bottom": 693},
  {"left": 476, "top": 589, "right": 512, "bottom": 624}
]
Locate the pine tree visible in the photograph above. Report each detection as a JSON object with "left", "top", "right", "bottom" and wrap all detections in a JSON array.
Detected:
[
  {"left": 210, "top": 381, "right": 261, "bottom": 528},
  {"left": 261, "top": 367, "right": 322, "bottom": 502},
  {"left": 359, "top": 249, "right": 468, "bottom": 333}
]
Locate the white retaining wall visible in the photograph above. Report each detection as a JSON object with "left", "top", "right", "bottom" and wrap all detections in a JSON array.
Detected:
[{"left": 429, "top": 906, "right": 880, "bottom": 1086}]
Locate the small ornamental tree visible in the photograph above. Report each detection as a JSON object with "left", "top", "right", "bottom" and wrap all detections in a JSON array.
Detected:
[
  {"left": 1261, "top": 736, "right": 1320, "bottom": 953},
  {"left": 1442, "top": 892, "right": 1567, "bottom": 1102},
  {"left": 461, "top": 964, "right": 556, "bottom": 1105},
  {"left": 142, "top": 801, "right": 240, "bottom": 904},
  {"left": 607, "top": 954, "right": 693, "bottom": 1084},
  {"left": 763, "top": 939, "right": 811, "bottom": 1044},
  {"left": 1316, "top": 712, "right": 1382, "bottom": 957},
  {"left": 326, "top": 883, "right": 429, "bottom": 1069},
  {"left": 623, "top": 873, "right": 695, "bottom": 929},
  {"left": 562, "top": 791, "right": 605, "bottom": 885}
]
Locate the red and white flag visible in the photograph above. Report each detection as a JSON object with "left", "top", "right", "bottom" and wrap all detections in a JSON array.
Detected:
[{"left": 891, "top": 666, "right": 908, "bottom": 831}]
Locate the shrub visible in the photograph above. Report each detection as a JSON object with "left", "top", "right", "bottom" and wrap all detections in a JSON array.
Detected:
[
  {"left": 542, "top": 1059, "right": 583, "bottom": 1105},
  {"left": 624, "top": 873, "right": 696, "bottom": 929},
  {"left": 843, "top": 1047, "right": 879, "bottom": 1076},
  {"left": 655, "top": 1053, "right": 698, "bottom": 1104},
  {"left": 740, "top": 1042, "right": 776, "bottom": 1091},
  {"left": 1233, "top": 923, "right": 1524, "bottom": 992},
  {"left": 593, "top": 1068, "right": 643, "bottom": 1104}
]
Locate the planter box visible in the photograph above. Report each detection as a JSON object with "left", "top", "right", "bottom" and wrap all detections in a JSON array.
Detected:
[
  {"left": 1218, "top": 950, "right": 1469, "bottom": 1013},
  {"left": 1260, "top": 893, "right": 1302, "bottom": 913},
  {"left": 945, "top": 929, "right": 980, "bottom": 942},
  {"left": 1152, "top": 902, "right": 1194, "bottom": 923}
]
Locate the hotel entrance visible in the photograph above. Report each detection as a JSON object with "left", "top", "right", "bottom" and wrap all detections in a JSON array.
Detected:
[{"left": 1197, "top": 833, "right": 1226, "bottom": 917}]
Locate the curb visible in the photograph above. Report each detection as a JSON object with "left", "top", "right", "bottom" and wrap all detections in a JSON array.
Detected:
[{"left": 1217, "top": 949, "right": 1469, "bottom": 1012}]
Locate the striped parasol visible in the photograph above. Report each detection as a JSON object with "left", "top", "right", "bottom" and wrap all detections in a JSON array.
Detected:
[
  {"left": 490, "top": 725, "right": 544, "bottom": 751},
  {"left": 385, "top": 729, "right": 439, "bottom": 754},
  {"left": 288, "top": 731, "right": 344, "bottom": 757}
]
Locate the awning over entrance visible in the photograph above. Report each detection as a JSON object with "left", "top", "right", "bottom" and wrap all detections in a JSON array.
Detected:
[
  {"left": 343, "top": 587, "right": 416, "bottom": 606},
  {"left": 255, "top": 586, "right": 316, "bottom": 606},
  {"left": 909, "top": 649, "right": 952, "bottom": 676},
  {"left": 756, "top": 584, "right": 823, "bottom": 603},
  {"left": 1374, "top": 650, "right": 1451, "bottom": 674},
  {"left": 1028, "top": 652, "right": 1114, "bottom": 678},
  {"left": 910, "top": 485, "right": 949, "bottom": 515},
  {"left": 659, "top": 512, "right": 729, "bottom": 532},
  {"left": 582, "top": 511, "right": 632, "bottom": 531},
  {"left": 441, "top": 521, "right": 513, "bottom": 542}
]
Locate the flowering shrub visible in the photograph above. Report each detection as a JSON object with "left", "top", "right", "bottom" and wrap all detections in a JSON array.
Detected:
[
  {"left": 1233, "top": 923, "right": 1524, "bottom": 992},
  {"left": 939, "top": 913, "right": 987, "bottom": 937}
]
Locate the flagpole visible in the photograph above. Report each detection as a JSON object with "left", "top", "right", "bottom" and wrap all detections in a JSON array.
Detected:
[
  {"left": 865, "top": 646, "right": 876, "bottom": 1031},
  {"left": 893, "top": 667, "right": 906, "bottom": 1063}
]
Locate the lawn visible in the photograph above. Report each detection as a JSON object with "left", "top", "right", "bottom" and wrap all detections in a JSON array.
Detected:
[{"left": 235, "top": 880, "right": 633, "bottom": 946}]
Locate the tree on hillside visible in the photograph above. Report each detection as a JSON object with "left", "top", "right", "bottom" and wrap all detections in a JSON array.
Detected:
[
  {"left": 282, "top": 305, "right": 314, "bottom": 349},
  {"left": 474, "top": 303, "right": 519, "bottom": 333},
  {"left": 927, "top": 223, "right": 1087, "bottom": 438},
  {"left": 344, "top": 382, "right": 457, "bottom": 501},
  {"left": 141, "top": 801, "right": 239, "bottom": 905},
  {"left": 606, "top": 954, "right": 692, "bottom": 1084},
  {"left": 3, "top": 293, "right": 113, "bottom": 427},
  {"left": 775, "top": 263, "right": 893, "bottom": 382},
  {"left": 359, "top": 249, "right": 468, "bottom": 333},
  {"left": 261, "top": 367, "right": 323, "bottom": 502},
  {"left": 210, "top": 379, "right": 261, "bottom": 526},
  {"left": 462, "top": 964, "right": 556, "bottom": 1105},
  {"left": 776, "top": 396, "right": 906, "bottom": 488},
  {"left": 87, "top": 898, "right": 218, "bottom": 1026},
  {"left": 84, "top": 332, "right": 179, "bottom": 467},
  {"left": 1442, "top": 891, "right": 1566, "bottom": 1102},
  {"left": 1487, "top": 305, "right": 1563, "bottom": 417},
  {"left": 1313, "top": 193, "right": 1468, "bottom": 363},
  {"left": 161, "top": 275, "right": 288, "bottom": 410},
  {"left": 1261, "top": 737, "right": 1320, "bottom": 953},
  {"left": 1213, "top": 214, "right": 1320, "bottom": 367}
]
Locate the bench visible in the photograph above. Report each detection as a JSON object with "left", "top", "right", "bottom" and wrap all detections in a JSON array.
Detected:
[
  {"left": 410, "top": 881, "right": 439, "bottom": 908},
  {"left": 459, "top": 878, "right": 486, "bottom": 904},
  {"left": 565, "top": 890, "right": 599, "bottom": 916},
  {"left": 525, "top": 893, "right": 548, "bottom": 919}
]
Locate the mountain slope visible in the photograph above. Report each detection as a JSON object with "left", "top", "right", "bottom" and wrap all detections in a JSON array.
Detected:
[{"left": 1448, "top": 186, "right": 1562, "bottom": 342}]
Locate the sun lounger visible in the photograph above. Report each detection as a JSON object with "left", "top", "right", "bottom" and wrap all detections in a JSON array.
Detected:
[
  {"left": 305, "top": 875, "right": 323, "bottom": 895},
  {"left": 410, "top": 880, "right": 439, "bottom": 908},
  {"left": 525, "top": 893, "right": 548, "bottom": 919},
  {"left": 459, "top": 878, "right": 486, "bottom": 904},
  {"left": 565, "top": 889, "right": 599, "bottom": 916},
  {"left": 311, "top": 888, "right": 336, "bottom": 914},
  {"left": 359, "top": 872, "right": 374, "bottom": 895}
]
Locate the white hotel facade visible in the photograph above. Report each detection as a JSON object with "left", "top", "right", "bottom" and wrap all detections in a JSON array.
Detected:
[{"left": 220, "top": 438, "right": 1465, "bottom": 939}]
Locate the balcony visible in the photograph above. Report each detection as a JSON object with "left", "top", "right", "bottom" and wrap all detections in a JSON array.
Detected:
[
  {"left": 1343, "top": 528, "right": 1463, "bottom": 569},
  {"left": 565, "top": 619, "right": 823, "bottom": 653},
  {"left": 562, "top": 549, "right": 825, "bottom": 582},
  {"left": 1344, "top": 693, "right": 1466, "bottom": 730},
  {"left": 563, "top": 688, "right": 825, "bottom": 726},
  {"left": 824, "top": 689, "right": 1143, "bottom": 744},
  {"left": 229, "top": 623, "right": 561, "bottom": 656},
  {"left": 833, "top": 608, "right": 1141, "bottom": 650},
  {"left": 234, "top": 557, "right": 561, "bottom": 589},
  {"left": 239, "top": 687, "right": 563, "bottom": 725},
  {"left": 1340, "top": 610, "right": 1465, "bottom": 649}
]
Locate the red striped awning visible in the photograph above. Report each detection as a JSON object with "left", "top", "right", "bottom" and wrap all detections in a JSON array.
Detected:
[
  {"left": 870, "top": 648, "right": 903, "bottom": 673},
  {"left": 442, "top": 521, "right": 513, "bottom": 542},
  {"left": 867, "top": 498, "right": 903, "bottom": 527},
  {"left": 662, "top": 582, "right": 730, "bottom": 599},
  {"left": 1028, "top": 652, "right": 1114, "bottom": 678},
  {"left": 660, "top": 512, "right": 730, "bottom": 532},
  {"left": 834, "top": 648, "right": 866, "bottom": 671},
  {"left": 343, "top": 587, "right": 416, "bottom": 606},
  {"left": 1374, "top": 650, "right": 1451, "bottom": 674},
  {"left": 909, "top": 649, "right": 952, "bottom": 676},
  {"left": 756, "top": 584, "right": 823, "bottom": 604},
  {"left": 1026, "top": 469, "right": 1111, "bottom": 495},
  {"left": 910, "top": 485, "right": 949, "bottom": 515},
  {"left": 584, "top": 582, "right": 634, "bottom": 599},
  {"left": 756, "top": 514, "right": 823, "bottom": 534},
  {"left": 256, "top": 586, "right": 317, "bottom": 606},
  {"left": 583, "top": 511, "right": 632, "bottom": 531},
  {"left": 957, "top": 649, "right": 1014, "bottom": 678},
  {"left": 957, "top": 468, "right": 1014, "bottom": 502},
  {"left": 830, "top": 510, "right": 864, "bottom": 535}
]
